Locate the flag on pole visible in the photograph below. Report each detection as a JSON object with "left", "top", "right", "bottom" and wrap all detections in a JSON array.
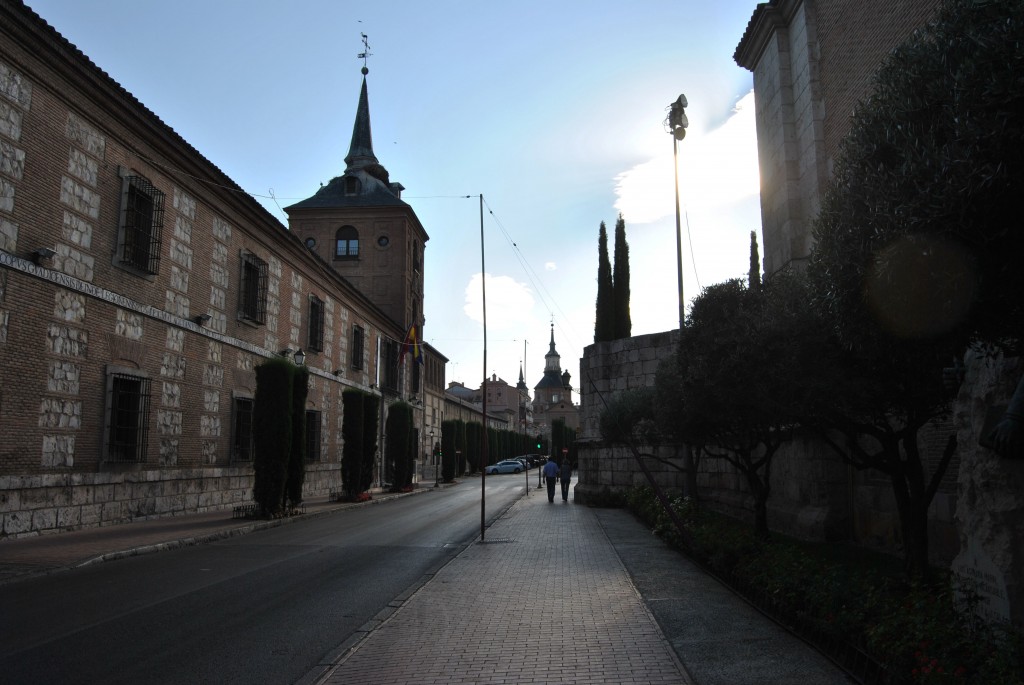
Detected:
[{"left": 401, "top": 323, "right": 424, "bottom": 365}]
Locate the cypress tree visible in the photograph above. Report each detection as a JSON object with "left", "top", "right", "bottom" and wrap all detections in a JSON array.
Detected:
[
  {"left": 361, "top": 394, "right": 380, "bottom": 492},
  {"left": 341, "top": 389, "right": 365, "bottom": 498},
  {"left": 612, "top": 213, "right": 631, "bottom": 339},
  {"left": 594, "top": 221, "right": 614, "bottom": 342},
  {"left": 286, "top": 365, "right": 309, "bottom": 508},
  {"left": 749, "top": 230, "right": 761, "bottom": 293},
  {"left": 441, "top": 419, "right": 457, "bottom": 482},
  {"left": 466, "top": 421, "right": 482, "bottom": 474},
  {"left": 385, "top": 401, "right": 413, "bottom": 490},
  {"left": 253, "top": 358, "right": 293, "bottom": 515}
]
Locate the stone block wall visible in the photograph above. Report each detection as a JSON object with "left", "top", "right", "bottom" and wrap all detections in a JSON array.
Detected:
[
  {"left": 953, "top": 350, "right": 1024, "bottom": 627},
  {"left": 577, "top": 328, "right": 960, "bottom": 567},
  {"left": 575, "top": 332, "right": 682, "bottom": 504},
  {"left": 0, "top": 465, "right": 341, "bottom": 537}
]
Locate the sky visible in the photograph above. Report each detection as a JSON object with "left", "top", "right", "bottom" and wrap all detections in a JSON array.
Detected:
[{"left": 25, "top": 0, "right": 763, "bottom": 402}]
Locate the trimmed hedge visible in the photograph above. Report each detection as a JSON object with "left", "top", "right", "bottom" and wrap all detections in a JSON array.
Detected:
[
  {"left": 341, "top": 389, "right": 366, "bottom": 498},
  {"left": 386, "top": 402, "right": 414, "bottom": 490},
  {"left": 286, "top": 365, "right": 309, "bottom": 508},
  {"left": 253, "top": 358, "right": 294, "bottom": 516}
]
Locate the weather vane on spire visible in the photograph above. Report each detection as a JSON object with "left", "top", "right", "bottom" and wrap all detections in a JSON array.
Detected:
[{"left": 358, "top": 33, "right": 372, "bottom": 75}]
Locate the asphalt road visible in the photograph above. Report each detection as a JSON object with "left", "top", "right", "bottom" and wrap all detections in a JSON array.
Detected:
[{"left": 0, "top": 477, "right": 525, "bottom": 685}]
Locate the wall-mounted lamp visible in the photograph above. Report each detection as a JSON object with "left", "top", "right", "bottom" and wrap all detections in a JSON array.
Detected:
[
  {"left": 293, "top": 348, "right": 305, "bottom": 366},
  {"left": 193, "top": 314, "right": 212, "bottom": 325},
  {"left": 32, "top": 247, "right": 57, "bottom": 265}
]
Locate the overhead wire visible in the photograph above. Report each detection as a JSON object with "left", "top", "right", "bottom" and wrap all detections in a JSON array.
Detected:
[{"left": 479, "top": 196, "right": 587, "bottom": 364}]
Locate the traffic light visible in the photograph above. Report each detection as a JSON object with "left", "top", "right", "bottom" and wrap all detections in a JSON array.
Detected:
[{"left": 536, "top": 441, "right": 542, "bottom": 450}]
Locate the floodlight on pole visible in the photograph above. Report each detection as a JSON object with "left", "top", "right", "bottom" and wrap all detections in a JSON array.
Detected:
[
  {"left": 666, "top": 94, "right": 697, "bottom": 500},
  {"left": 665, "top": 93, "right": 689, "bottom": 329}
]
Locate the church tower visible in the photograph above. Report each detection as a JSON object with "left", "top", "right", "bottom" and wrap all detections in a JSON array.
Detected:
[
  {"left": 285, "top": 60, "right": 427, "bottom": 334},
  {"left": 532, "top": 323, "right": 578, "bottom": 435},
  {"left": 534, "top": 324, "right": 570, "bottom": 406}
]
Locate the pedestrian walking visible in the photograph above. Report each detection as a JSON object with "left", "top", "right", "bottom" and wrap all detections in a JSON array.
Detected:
[
  {"left": 560, "top": 457, "right": 573, "bottom": 502},
  {"left": 542, "top": 456, "right": 560, "bottom": 503}
]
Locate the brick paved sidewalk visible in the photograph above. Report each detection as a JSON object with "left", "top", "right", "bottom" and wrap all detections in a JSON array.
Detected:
[{"left": 314, "top": 491, "right": 692, "bottom": 685}]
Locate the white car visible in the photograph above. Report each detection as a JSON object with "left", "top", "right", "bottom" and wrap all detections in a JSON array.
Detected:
[{"left": 486, "top": 460, "right": 524, "bottom": 474}]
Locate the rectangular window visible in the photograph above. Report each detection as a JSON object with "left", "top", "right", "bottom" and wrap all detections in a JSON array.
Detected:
[
  {"left": 232, "top": 397, "right": 255, "bottom": 462},
  {"left": 308, "top": 295, "right": 325, "bottom": 353},
  {"left": 335, "top": 239, "right": 359, "bottom": 258},
  {"left": 305, "top": 410, "right": 321, "bottom": 462},
  {"left": 104, "top": 372, "right": 151, "bottom": 463},
  {"left": 351, "top": 325, "right": 365, "bottom": 370},
  {"left": 239, "top": 252, "right": 268, "bottom": 324},
  {"left": 117, "top": 174, "right": 164, "bottom": 274}
]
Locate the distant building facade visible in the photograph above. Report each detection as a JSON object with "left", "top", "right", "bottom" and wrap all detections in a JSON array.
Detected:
[{"left": 532, "top": 325, "right": 579, "bottom": 437}]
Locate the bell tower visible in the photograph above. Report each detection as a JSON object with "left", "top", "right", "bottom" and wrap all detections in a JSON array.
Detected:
[{"left": 285, "top": 46, "right": 427, "bottom": 332}]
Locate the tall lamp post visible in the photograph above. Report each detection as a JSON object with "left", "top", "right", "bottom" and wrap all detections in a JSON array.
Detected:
[
  {"left": 666, "top": 94, "right": 689, "bottom": 329},
  {"left": 666, "top": 94, "right": 697, "bottom": 499}
]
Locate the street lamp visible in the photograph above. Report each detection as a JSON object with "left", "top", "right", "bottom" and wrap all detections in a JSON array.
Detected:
[
  {"left": 666, "top": 93, "right": 689, "bottom": 329},
  {"left": 666, "top": 94, "right": 697, "bottom": 499}
]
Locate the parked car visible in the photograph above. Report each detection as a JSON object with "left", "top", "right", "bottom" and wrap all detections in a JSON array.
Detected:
[{"left": 486, "top": 460, "right": 524, "bottom": 475}]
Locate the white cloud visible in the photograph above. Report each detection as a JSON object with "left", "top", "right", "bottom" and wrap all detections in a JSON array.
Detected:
[
  {"left": 545, "top": 262, "right": 557, "bottom": 271},
  {"left": 613, "top": 90, "right": 759, "bottom": 225},
  {"left": 463, "top": 273, "right": 536, "bottom": 329}
]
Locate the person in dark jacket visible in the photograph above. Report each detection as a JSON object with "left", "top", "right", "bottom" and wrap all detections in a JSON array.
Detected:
[
  {"left": 559, "top": 457, "right": 573, "bottom": 502},
  {"left": 542, "top": 456, "right": 560, "bottom": 503}
]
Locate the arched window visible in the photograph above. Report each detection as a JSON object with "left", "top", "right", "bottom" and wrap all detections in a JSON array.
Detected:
[{"left": 335, "top": 226, "right": 359, "bottom": 259}]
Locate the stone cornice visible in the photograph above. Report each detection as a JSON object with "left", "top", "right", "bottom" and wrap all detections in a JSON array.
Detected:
[{"left": 734, "top": 0, "right": 805, "bottom": 71}]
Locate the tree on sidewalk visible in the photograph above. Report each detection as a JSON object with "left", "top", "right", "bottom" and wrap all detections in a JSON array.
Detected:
[{"left": 803, "top": 0, "right": 1024, "bottom": 578}]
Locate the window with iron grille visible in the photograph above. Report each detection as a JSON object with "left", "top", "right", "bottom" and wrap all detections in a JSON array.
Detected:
[
  {"left": 105, "top": 372, "right": 151, "bottom": 463},
  {"left": 308, "top": 295, "right": 325, "bottom": 353},
  {"left": 305, "top": 410, "right": 321, "bottom": 462},
  {"left": 239, "top": 252, "right": 268, "bottom": 324},
  {"left": 335, "top": 225, "right": 359, "bottom": 259},
  {"left": 117, "top": 174, "right": 164, "bottom": 274},
  {"left": 351, "top": 325, "right": 365, "bottom": 370},
  {"left": 232, "top": 397, "right": 255, "bottom": 462}
]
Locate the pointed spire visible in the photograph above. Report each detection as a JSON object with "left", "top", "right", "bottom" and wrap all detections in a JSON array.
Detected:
[
  {"left": 345, "top": 74, "right": 378, "bottom": 173},
  {"left": 544, "top": 323, "right": 561, "bottom": 373}
]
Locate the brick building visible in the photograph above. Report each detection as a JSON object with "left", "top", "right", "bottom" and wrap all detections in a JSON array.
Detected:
[{"left": 0, "top": 0, "right": 436, "bottom": 536}]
